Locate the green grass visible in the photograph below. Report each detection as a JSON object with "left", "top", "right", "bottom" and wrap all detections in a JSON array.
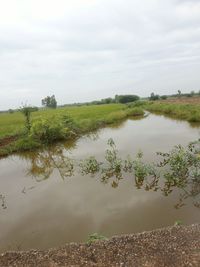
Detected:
[
  {"left": 0, "top": 104, "right": 145, "bottom": 157},
  {"left": 145, "top": 102, "right": 200, "bottom": 123},
  {"left": 1, "top": 100, "right": 199, "bottom": 157},
  {"left": 0, "top": 104, "right": 124, "bottom": 138}
]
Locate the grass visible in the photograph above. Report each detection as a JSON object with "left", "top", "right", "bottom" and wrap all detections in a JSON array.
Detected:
[
  {"left": 0, "top": 104, "right": 144, "bottom": 157},
  {"left": 145, "top": 102, "right": 200, "bottom": 123},
  {"left": 0, "top": 104, "right": 124, "bottom": 138},
  {"left": 1, "top": 98, "right": 199, "bottom": 157}
]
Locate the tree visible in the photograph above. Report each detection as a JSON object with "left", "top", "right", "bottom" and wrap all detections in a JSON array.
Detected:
[
  {"left": 160, "top": 95, "right": 167, "bottom": 100},
  {"left": 42, "top": 95, "right": 57, "bottom": 109},
  {"left": 178, "top": 90, "right": 181, "bottom": 98},
  {"left": 190, "top": 90, "right": 195, "bottom": 97},
  {"left": 115, "top": 94, "right": 140, "bottom": 103},
  {"left": 149, "top": 92, "right": 159, "bottom": 101}
]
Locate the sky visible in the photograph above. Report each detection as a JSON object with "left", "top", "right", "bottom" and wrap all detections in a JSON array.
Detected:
[{"left": 0, "top": 0, "right": 200, "bottom": 109}]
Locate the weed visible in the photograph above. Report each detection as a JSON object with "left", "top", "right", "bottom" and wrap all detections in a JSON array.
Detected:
[{"left": 87, "top": 233, "right": 108, "bottom": 244}]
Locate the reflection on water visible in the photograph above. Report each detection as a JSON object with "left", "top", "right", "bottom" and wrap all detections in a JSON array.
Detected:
[
  {"left": 18, "top": 137, "right": 200, "bottom": 210},
  {"left": 0, "top": 113, "right": 200, "bottom": 252},
  {"left": 150, "top": 111, "right": 200, "bottom": 129}
]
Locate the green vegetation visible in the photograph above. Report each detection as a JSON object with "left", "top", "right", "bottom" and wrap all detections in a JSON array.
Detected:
[
  {"left": 174, "top": 220, "right": 183, "bottom": 226},
  {"left": 1, "top": 94, "right": 200, "bottom": 157},
  {"left": 115, "top": 94, "right": 140, "bottom": 103},
  {"left": 22, "top": 138, "right": 200, "bottom": 208},
  {"left": 87, "top": 233, "right": 108, "bottom": 244},
  {"left": 42, "top": 95, "right": 57, "bottom": 109},
  {"left": 20, "top": 105, "right": 34, "bottom": 132},
  {"left": 79, "top": 138, "right": 200, "bottom": 208},
  {"left": 145, "top": 102, "right": 200, "bottom": 122},
  {"left": 0, "top": 104, "right": 144, "bottom": 157},
  {"left": 149, "top": 92, "right": 160, "bottom": 101}
]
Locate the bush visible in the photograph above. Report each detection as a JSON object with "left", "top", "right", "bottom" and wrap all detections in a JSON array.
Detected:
[
  {"left": 30, "top": 117, "right": 70, "bottom": 144},
  {"left": 127, "top": 100, "right": 147, "bottom": 108},
  {"left": 127, "top": 107, "right": 144, "bottom": 116}
]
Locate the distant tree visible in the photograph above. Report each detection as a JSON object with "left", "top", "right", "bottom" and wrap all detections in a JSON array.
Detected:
[
  {"left": 29, "top": 106, "right": 39, "bottom": 112},
  {"left": 115, "top": 95, "right": 119, "bottom": 103},
  {"left": 149, "top": 92, "right": 159, "bottom": 101},
  {"left": 8, "top": 109, "right": 14, "bottom": 114},
  {"left": 115, "top": 94, "right": 140, "bottom": 103},
  {"left": 160, "top": 95, "right": 167, "bottom": 100},
  {"left": 42, "top": 95, "right": 57, "bottom": 109},
  {"left": 178, "top": 90, "right": 181, "bottom": 97},
  {"left": 101, "top": 98, "right": 114, "bottom": 104},
  {"left": 190, "top": 90, "right": 195, "bottom": 96}
]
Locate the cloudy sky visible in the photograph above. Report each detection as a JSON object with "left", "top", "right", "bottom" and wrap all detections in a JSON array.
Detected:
[{"left": 0, "top": 0, "right": 200, "bottom": 109}]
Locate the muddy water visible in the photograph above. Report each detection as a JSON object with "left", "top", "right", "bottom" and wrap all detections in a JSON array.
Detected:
[{"left": 0, "top": 113, "right": 199, "bottom": 252}]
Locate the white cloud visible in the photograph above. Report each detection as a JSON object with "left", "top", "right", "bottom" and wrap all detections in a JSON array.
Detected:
[{"left": 0, "top": 0, "right": 200, "bottom": 109}]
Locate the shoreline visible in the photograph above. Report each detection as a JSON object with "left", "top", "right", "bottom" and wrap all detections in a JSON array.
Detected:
[{"left": 0, "top": 224, "right": 200, "bottom": 267}]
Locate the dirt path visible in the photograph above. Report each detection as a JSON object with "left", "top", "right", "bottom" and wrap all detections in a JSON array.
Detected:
[{"left": 0, "top": 224, "right": 199, "bottom": 267}]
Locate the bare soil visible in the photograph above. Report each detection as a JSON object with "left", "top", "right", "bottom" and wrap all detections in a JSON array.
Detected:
[
  {"left": 160, "top": 96, "right": 200, "bottom": 105},
  {"left": 0, "top": 224, "right": 199, "bottom": 267},
  {"left": 0, "top": 136, "right": 17, "bottom": 148}
]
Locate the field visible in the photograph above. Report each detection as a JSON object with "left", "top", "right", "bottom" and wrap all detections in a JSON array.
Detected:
[
  {"left": 0, "top": 104, "right": 125, "bottom": 138},
  {"left": 0, "top": 97, "right": 200, "bottom": 157},
  {"left": 146, "top": 98, "right": 200, "bottom": 123},
  {"left": 0, "top": 103, "right": 144, "bottom": 157}
]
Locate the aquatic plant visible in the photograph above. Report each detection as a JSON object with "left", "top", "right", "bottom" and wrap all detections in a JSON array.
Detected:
[{"left": 87, "top": 233, "right": 108, "bottom": 244}]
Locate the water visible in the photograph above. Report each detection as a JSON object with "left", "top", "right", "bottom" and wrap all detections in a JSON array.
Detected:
[{"left": 0, "top": 113, "right": 199, "bottom": 252}]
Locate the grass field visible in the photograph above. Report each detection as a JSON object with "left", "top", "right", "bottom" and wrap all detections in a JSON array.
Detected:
[
  {"left": 0, "top": 103, "right": 145, "bottom": 157},
  {"left": 0, "top": 97, "right": 199, "bottom": 157},
  {"left": 0, "top": 104, "right": 125, "bottom": 138},
  {"left": 145, "top": 100, "right": 200, "bottom": 123}
]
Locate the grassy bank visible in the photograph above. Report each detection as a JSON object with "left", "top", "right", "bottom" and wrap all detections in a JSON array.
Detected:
[
  {"left": 145, "top": 101, "right": 200, "bottom": 123},
  {"left": 0, "top": 104, "right": 144, "bottom": 157}
]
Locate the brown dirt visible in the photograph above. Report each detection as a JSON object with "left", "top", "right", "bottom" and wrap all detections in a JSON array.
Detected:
[
  {"left": 160, "top": 96, "right": 200, "bottom": 105},
  {"left": 0, "top": 224, "right": 199, "bottom": 267},
  {"left": 0, "top": 136, "right": 17, "bottom": 148}
]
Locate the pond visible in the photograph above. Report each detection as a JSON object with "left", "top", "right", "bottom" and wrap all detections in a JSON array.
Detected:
[{"left": 0, "top": 113, "right": 200, "bottom": 252}]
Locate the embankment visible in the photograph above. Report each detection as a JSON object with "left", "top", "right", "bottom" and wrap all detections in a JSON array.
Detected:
[{"left": 0, "top": 224, "right": 199, "bottom": 267}]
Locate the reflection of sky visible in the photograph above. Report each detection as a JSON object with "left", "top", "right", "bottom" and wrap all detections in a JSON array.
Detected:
[
  {"left": 70, "top": 113, "right": 200, "bottom": 161},
  {"left": 0, "top": 113, "right": 199, "bottom": 252}
]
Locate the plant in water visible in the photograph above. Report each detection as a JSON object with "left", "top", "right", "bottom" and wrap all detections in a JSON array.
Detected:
[
  {"left": 0, "top": 194, "right": 6, "bottom": 209},
  {"left": 87, "top": 233, "right": 108, "bottom": 244},
  {"left": 21, "top": 137, "right": 200, "bottom": 209},
  {"left": 174, "top": 220, "right": 183, "bottom": 226},
  {"left": 79, "top": 156, "right": 101, "bottom": 176}
]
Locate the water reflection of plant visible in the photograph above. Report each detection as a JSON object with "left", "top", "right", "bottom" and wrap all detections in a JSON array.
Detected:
[
  {"left": 22, "top": 138, "right": 200, "bottom": 209},
  {"left": 23, "top": 146, "right": 74, "bottom": 181},
  {"left": 0, "top": 194, "right": 6, "bottom": 209}
]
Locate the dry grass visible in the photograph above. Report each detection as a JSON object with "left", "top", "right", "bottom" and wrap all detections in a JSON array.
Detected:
[{"left": 160, "top": 96, "right": 200, "bottom": 105}]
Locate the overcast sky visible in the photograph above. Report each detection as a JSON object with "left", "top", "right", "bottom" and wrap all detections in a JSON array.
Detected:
[{"left": 0, "top": 0, "right": 200, "bottom": 109}]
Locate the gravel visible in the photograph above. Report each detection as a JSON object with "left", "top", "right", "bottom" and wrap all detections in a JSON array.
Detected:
[{"left": 0, "top": 224, "right": 200, "bottom": 267}]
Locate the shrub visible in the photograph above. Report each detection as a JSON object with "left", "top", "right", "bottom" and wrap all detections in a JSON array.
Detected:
[
  {"left": 30, "top": 117, "right": 69, "bottom": 144},
  {"left": 127, "top": 100, "right": 147, "bottom": 108},
  {"left": 127, "top": 107, "right": 144, "bottom": 116}
]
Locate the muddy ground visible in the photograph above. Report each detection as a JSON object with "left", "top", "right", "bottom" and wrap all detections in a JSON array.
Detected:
[{"left": 0, "top": 224, "right": 199, "bottom": 267}]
